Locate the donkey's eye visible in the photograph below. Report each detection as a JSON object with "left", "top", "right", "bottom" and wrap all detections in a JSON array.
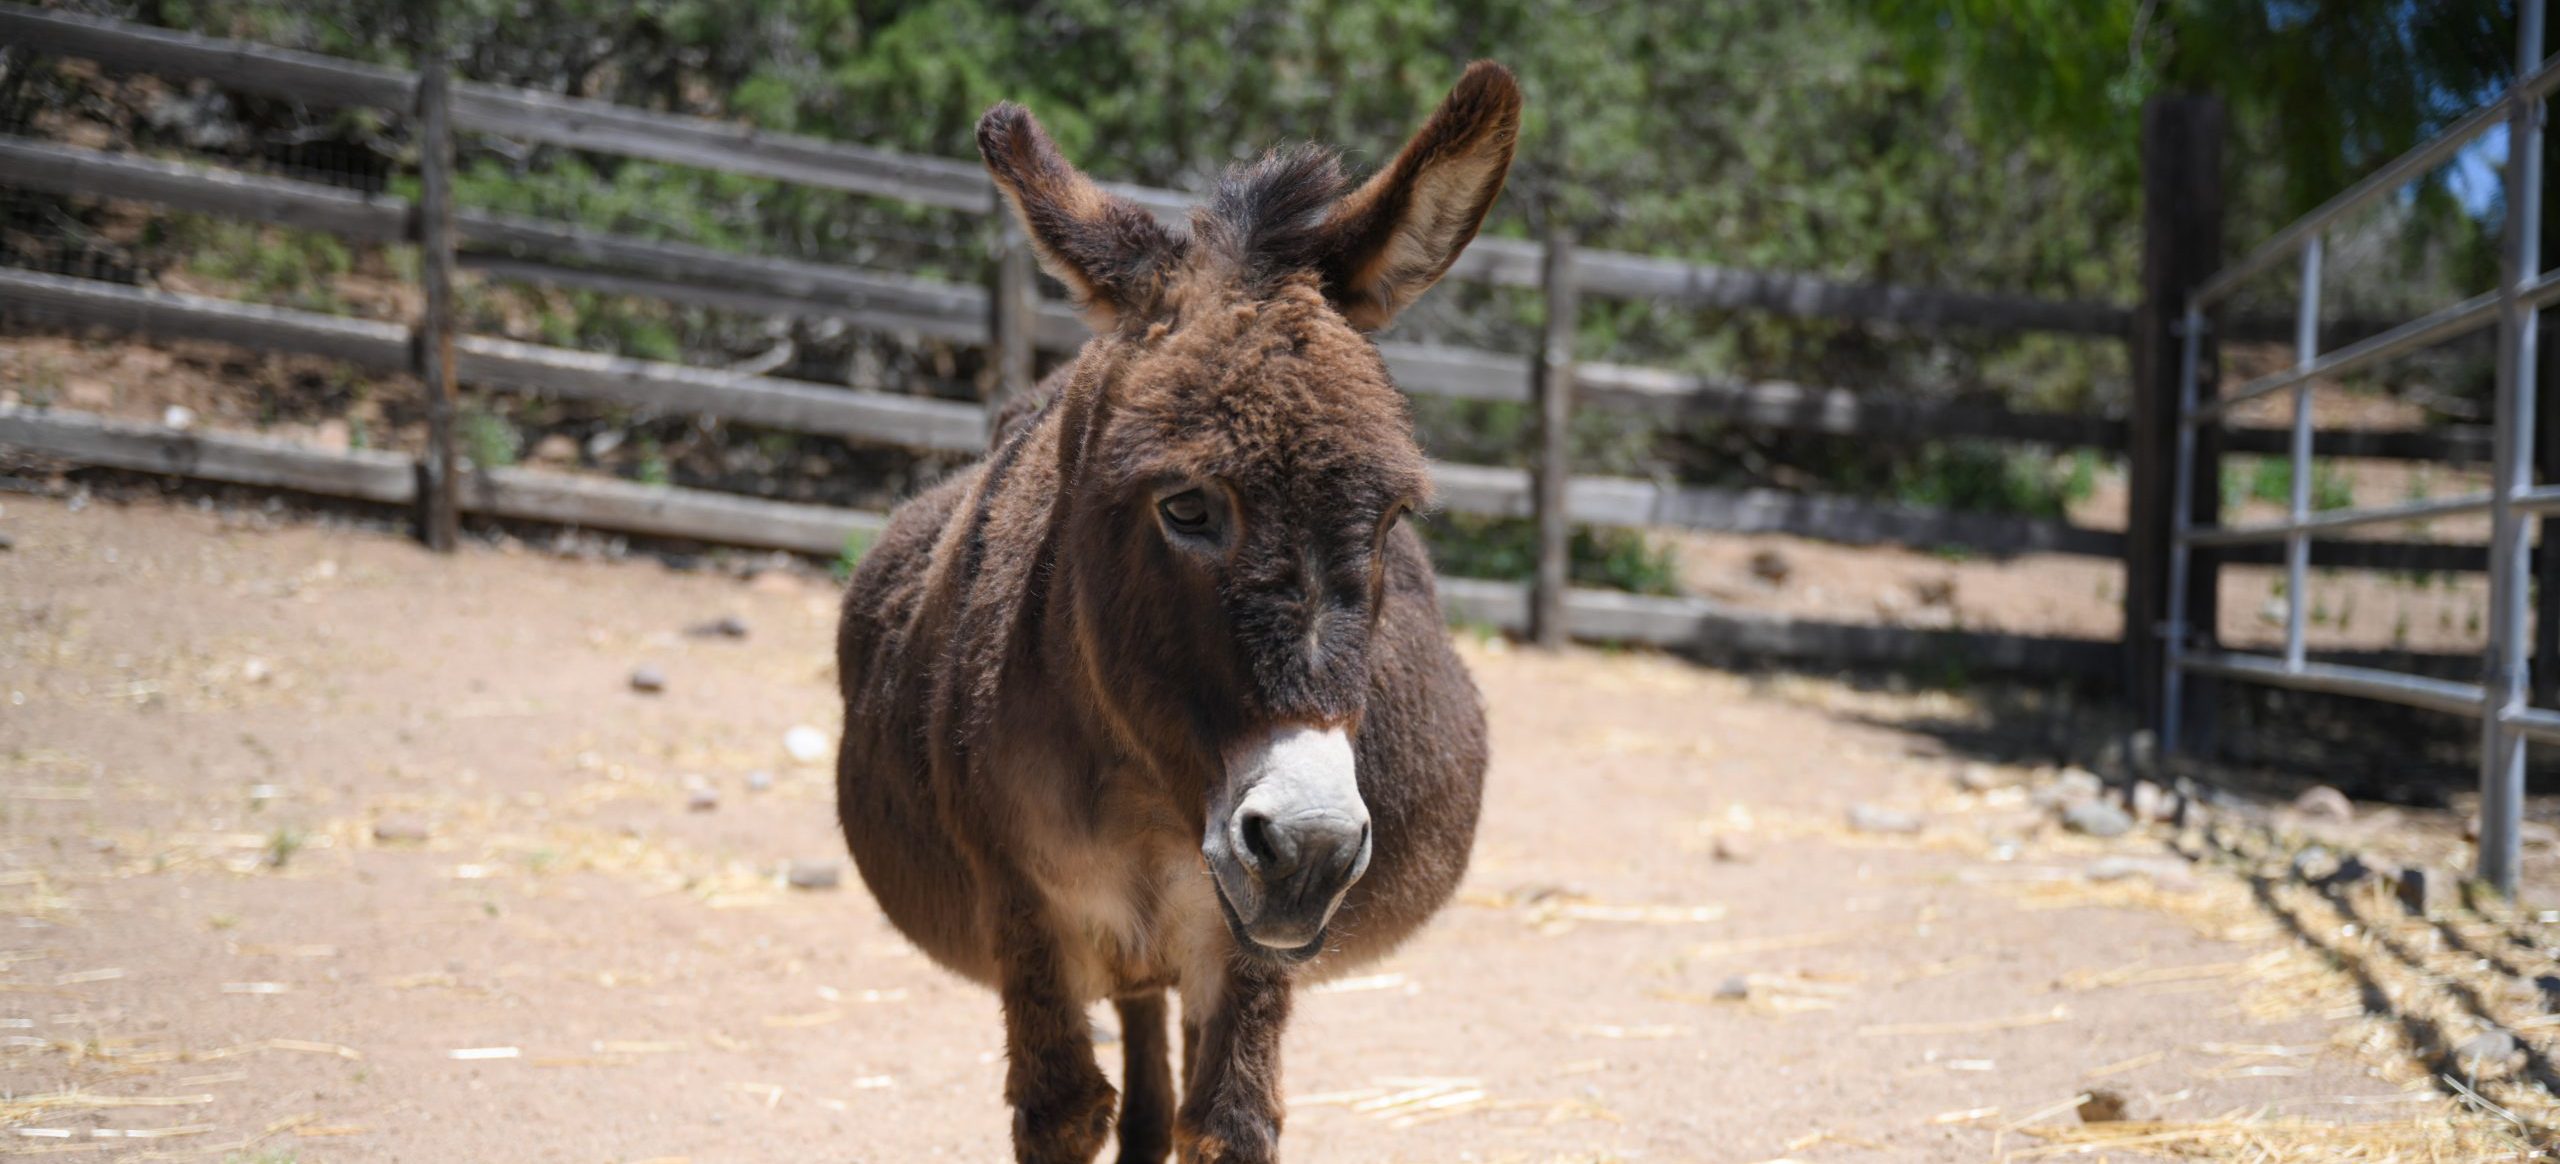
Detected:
[{"left": 1159, "top": 490, "right": 1212, "bottom": 533}]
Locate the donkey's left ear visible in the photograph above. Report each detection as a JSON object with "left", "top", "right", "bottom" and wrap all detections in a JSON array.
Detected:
[{"left": 1314, "top": 62, "right": 1523, "bottom": 331}]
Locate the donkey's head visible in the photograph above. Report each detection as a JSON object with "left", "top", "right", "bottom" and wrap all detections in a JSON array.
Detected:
[{"left": 977, "top": 64, "right": 1518, "bottom": 959}]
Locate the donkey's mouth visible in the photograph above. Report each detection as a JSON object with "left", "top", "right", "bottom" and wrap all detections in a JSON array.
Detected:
[{"left": 1211, "top": 878, "right": 1328, "bottom": 965}]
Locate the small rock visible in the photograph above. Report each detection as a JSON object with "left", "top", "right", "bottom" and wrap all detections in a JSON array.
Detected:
[
  {"left": 784, "top": 725, "right": 830, "bottom": 764},
  {"left": 163, "top": 404, "right": 197, "bottom": 430},
  {"left": 2062, "top": 799, "right": 2134, "bottom": 838},
  {"left": 2455, "top": 1029, "right": 2520, "bottom": 1071},
  {"left": 2086, "top": 855, "right": 2197, "bottom": 893},
  {"left": 1712, "top": 975, "right": 1752, "bottom": 1001},
  {"left": 1910, "top": 576, "right": 1957, "bottom": 607},
  {"left": 687, "top": 786, "right": 720, "bottom": 813},
  {"left": 241, "top": 657, "right": 271, "bottom": 684},
  {"left": 1710, "top": 833, "right": 1753, "bottom": 863},
  {"left": 2033, "top": 767, "right": 2104, "bottom": 809},
  {"left": 1846, "top": 804, "right": 1924, "bottom": 835},
  {"left": 0, "top": 531, "right": 14, "bottom": 551},
  {"left": 2534, "top": 975, "right": 2560, "bottom": 1012},
  {"left": 786, "top": 860, "right": 844, "bottom": 890},
  {"left": 629, "top": 666, "right": 667, "bottom": 694},
  {"left": 1955, "top": 763, "right": 2004, "bottom": 793},
  {"left": 586, "top": 429, "right": 626, "bottom": 459},
  {"left": 2128, "top": 780, "right": 2175, "bottom": 822},
  {"left": 1747, "top": 549, "right": 1791, "bottom": 585},
  {"left": 372, "top": 815, "right": 432, "bottom": 843},
  {"left": 2289, "top": 845, "right": 2336, "bottom": 883},
  {"left": 688, "top": 615, "right": 751, "bottom": 639},
  {"left": 2077, "top": 1089, "right": 2130, "bottom": 1124},
  {"left": 746, "top": 770, "right": 775, "bottom": 793},
  {"left": 2291, "top": 785, "right": 2353, "bottom": 822}
]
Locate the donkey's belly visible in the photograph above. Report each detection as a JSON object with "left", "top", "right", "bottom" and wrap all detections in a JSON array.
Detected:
[{"left": 838, "top": 777, "right": 999, "bottom": 986}]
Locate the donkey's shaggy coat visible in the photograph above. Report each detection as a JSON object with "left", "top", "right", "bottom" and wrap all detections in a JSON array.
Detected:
[{"left": 837, "top": 63, "right": 1518, "bottom": 1164}]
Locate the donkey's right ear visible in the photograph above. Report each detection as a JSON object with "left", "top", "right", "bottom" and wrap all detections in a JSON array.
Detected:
[{"left": 977, "top": 103, "right": 1183, "bottom": 327}]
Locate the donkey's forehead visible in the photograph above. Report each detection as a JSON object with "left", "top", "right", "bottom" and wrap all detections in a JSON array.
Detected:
[{"left": 1099, "top": 288, "right": 1427, "bottom": 501}]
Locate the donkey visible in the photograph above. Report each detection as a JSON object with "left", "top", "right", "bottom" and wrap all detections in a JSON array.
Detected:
[{"left": 834, "top": 63, "right": 1517, "bottom": 1164}]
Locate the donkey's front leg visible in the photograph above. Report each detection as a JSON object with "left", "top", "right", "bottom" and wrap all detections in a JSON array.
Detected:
[
  {"left": 994, "top": 885, "right": 1116, "bottom": 1164},
  {"left": 1176, "top": 958, "right": 1291, "bottom": 1164}
]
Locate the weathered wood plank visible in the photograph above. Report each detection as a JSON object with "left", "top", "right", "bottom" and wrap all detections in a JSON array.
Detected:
[
  {"left": 0, "top": 266, "right": 414, "bottom": 369},
  {"left": 1429, "top": 461, "right": 2124, "bottom": 557},
  {"left": 447, "top": 83, "right": 995, "bottom": 212},
  {"left": 1435, "top": 577, "right": 2121, "bottom": 675},
  {"left": 0, "top": 405, "right": 415, "bottom": 502},
  {"left": 463, "top": 465, "right": 885, "bottom": 555},
  {"left": 1379, "top": 343, "right": 1534, "bottom": 403},
  {"left": 453, "top": 335, "right": 986, "bottom": 452},
  {"left": 0, "top": 268, "right": 985, "bottom": 451},
  {"left": 0, "top": 2, "right": 414, "bottom": 111},
  {"left": 0, "top": 135, "right": 412, "bottom": 242},
  {"left": 0, "top": 405, "right": 884, "bottom": 554},
  {"left": 460, "top": 255, "right": 990, "bottom": 345}
]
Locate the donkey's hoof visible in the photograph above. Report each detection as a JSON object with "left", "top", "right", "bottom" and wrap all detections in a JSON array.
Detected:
[
  {"left": 1014, "top": 1076, "right": 1118, "bottom": 1164},
  {"left": 1176, "top": 1113, "right": 1278, "bottom": 1164}
]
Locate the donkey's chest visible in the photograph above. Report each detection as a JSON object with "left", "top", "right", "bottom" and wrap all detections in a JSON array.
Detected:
[{"left": 1036, "top": 838, "right": 1221, "bottom": 999}]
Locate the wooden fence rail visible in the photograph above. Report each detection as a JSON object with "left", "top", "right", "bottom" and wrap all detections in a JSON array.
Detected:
[{"left": 0, "top": 4, "right": 2512, "bottom": 678}]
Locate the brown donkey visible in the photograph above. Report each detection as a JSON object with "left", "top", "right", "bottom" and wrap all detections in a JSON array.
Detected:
[{"left": 835, "top": 63, "right": 1517, "bottom": 1164}]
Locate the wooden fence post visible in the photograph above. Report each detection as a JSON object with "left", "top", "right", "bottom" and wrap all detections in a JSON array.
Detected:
[
  {"left": 1531, "top": 226, "right": 1578, "bottom": 648},
  {"left": 2126, "top": 95, "right": 2225, "bottom": 754},
  {"left": 988, "top": 216, "right": 1037, "bottom": 413},
  {"left": 412, "top": 42, "right": 460, "bottom": 551}
]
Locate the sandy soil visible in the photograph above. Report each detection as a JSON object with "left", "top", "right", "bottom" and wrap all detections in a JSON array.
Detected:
[{"left": 5, "top": 495, "right": 2554, "bottom": 1162}]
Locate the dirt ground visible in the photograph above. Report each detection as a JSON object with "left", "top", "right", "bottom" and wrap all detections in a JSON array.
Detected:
[{"left": 6, "top": 494, "right": 2557, "bottom": 1162}]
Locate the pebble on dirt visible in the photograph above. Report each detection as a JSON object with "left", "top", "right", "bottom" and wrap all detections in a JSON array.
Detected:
[
  {"left": 689, "top": 615, "right": 751, "bottom": 639},
  {"left": 2062, "top": 799, "right": 2134, "bottom": 838},
  {"left": 629, "top": 665, "right": 667, "bottom": 694},
  {"left": 2455, "top": 1028, "right": 2521, "bottom": 1073},
  {"left": 687, "top": 786, "right": 720, "bottom": 813},
  {"left": 784, "top": 725, "right": 830, "bottom": 764},
  {"left": 372, "top": 815, "right": 432, "bottom": 843},
  {"left": 0, "top": 530, "right": 13, "bottom": 551},
  {"left": 2085, "top": 855, "right": 2197, "bottom": 893},
  {"left": 2077, "top": 1089, "right": 2130, "bottom": 1123},
  {"left": 1712, "top": 975, "right": 1752, "bottom": 1001},
  {"left": 746, "top": 770, "right": 775, "bottom": 793},
  {"left": 1710, "top": 833, "right": 1753, "bottom": 862},
  {"left": 1955, "top": 763, "right": 2005, "bottom": 793},
  {"left": 786, "top": 860, "right": 844, "bottom": 890},
  {"left": 2291, "top": 784, "right": 2354, "bottom": 822},
  {"left": 2128, "top": 780, "right": 2175, "bottom": 822},
  {"left": 2032, "top": 766, "right": 2104, "bottom": 810},
  {"left": 1846, "top": 804, "right": 1923, "bottom": 835}
]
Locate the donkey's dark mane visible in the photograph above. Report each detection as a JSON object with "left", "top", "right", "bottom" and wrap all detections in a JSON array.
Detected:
[{"left": 1199, "top": 144, "right": 1352, "bottom": 286}]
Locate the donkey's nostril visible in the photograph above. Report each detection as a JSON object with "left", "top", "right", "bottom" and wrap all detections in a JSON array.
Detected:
[{"left": 1240, "top": 810, "right": 1284, "bottom": 871}]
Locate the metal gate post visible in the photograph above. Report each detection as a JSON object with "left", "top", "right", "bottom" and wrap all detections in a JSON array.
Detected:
[{"left": 2483, "top": 0, "right": 2548, "bottom": 896}]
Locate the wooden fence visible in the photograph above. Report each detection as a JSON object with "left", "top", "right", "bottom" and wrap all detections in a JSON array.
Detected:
[{"left": 0, "top": 5, "right": 2502, "bottom": 676}]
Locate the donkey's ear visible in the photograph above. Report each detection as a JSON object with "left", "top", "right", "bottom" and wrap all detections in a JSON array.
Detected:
[
  {"left": 977, "top": 102, "right": 1182, "bottom": 326},
  {"left": 1314, "top": 62, "right": 1523, "bottom": 330}
]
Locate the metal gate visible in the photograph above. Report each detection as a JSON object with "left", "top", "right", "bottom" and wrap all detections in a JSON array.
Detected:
[{"left": 2163, "top": 8, "right": 2559, "bottom": 893}]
